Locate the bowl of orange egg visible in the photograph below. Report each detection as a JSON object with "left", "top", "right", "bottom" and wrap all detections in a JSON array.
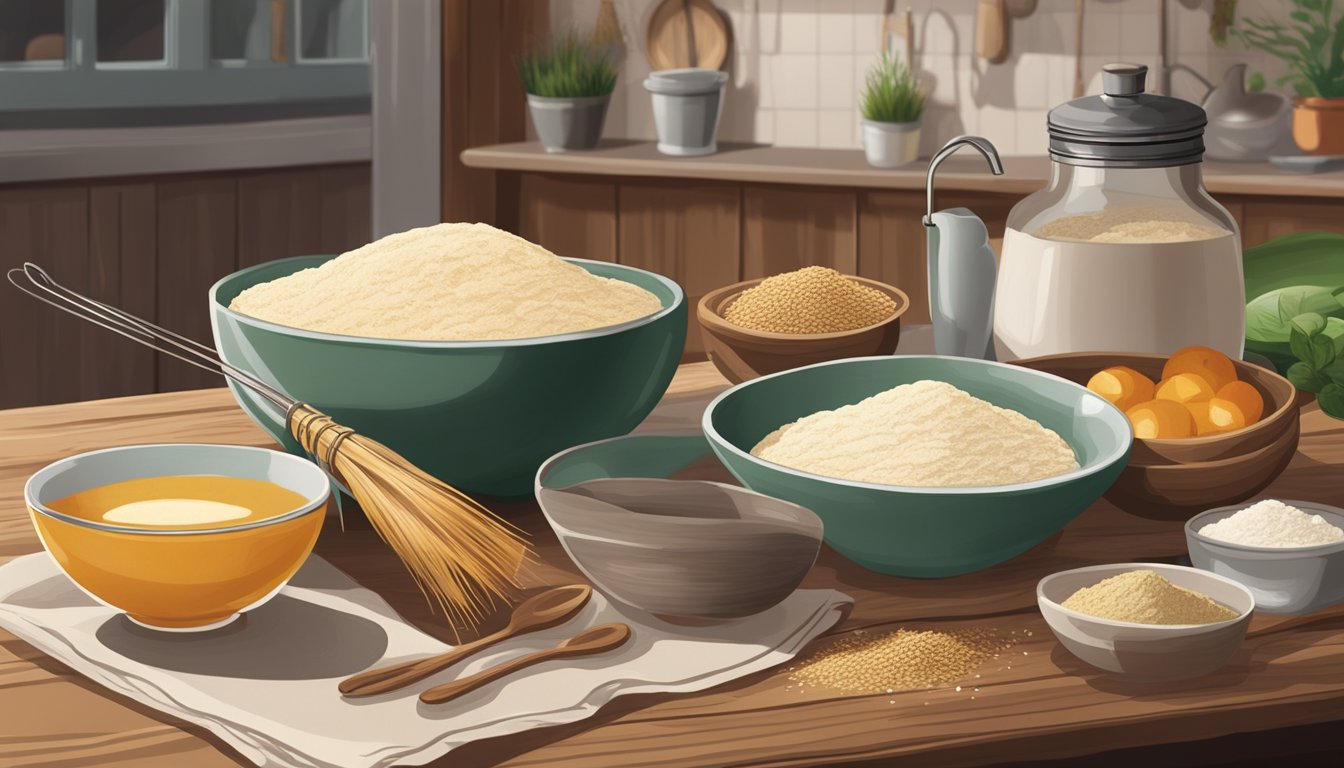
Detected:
[
  {"left": 1014, "top": 347, "right": 1299, "bottom": 520},
  {"left": 25, "top": 444, "right": 331, "bottom": 631}
]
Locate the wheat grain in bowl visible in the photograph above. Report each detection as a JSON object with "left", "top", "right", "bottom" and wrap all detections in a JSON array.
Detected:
[{"left": 228, "top": 222, "right": 663, "bottom": 340}]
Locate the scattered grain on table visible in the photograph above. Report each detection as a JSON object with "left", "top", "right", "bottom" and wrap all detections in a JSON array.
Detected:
[
  {"left": 787, "top": 627, "right": 1016, "bottom": 695},
  {"left": 723, "top": 266, "right": 897, "bottom": 334}
]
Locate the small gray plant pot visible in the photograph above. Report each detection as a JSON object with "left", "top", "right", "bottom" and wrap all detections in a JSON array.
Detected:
[{"left": 527, "top": 93, "right": 611, "bottom": 153}]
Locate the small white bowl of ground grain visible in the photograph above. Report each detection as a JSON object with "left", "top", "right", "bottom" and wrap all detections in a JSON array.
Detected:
[
  {"left": 697, "top": 267, "right": 910, "bottom": 384},
  {"left": 1037, "top": 563, "right": 1254, "bottom": 681},
  {"left": 1186, "top": 499, "right": 1344, "bottom": 615}
]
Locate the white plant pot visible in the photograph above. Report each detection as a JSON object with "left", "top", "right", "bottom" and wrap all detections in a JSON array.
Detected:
[{"left": 862, "top": 119, "right": 922, "bottom": 168}]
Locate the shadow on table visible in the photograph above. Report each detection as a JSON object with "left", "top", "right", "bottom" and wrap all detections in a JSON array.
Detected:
[{"left": 95, "top": 595, "right": 388, "bottom": 680}]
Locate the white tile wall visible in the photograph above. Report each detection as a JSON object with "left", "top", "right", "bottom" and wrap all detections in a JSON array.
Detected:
[{"left": 549, "top": 0, "right": 1292, "bottom": 156}]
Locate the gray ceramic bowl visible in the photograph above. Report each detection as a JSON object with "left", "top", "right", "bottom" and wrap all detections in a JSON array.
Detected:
[
  {"left": 1186, "top": 501, "right": 1344, "bottom": 615},
  {"left": 1037, "top": 563, "right": 1254, "bottom": 681},
  {"left": 536, "top": 433, "right": 824, "bottom": 621}
]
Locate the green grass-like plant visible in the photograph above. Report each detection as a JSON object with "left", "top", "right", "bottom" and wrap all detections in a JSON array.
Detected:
[
  {"left": 518, "top": 33, "right": 618, "bottom": 99},
  {"left": 860, "top": 53, "right": 924, "bottom": 123},
  {"left": 1232, "top": 0, "right": 1344, "bottom": 98}
]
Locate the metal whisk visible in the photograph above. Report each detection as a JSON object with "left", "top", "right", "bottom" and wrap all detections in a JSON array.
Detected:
[{"left": 8, "top": 263, "right": 528, "bottom": 627}]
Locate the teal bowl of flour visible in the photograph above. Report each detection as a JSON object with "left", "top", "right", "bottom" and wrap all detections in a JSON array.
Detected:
[
  {"left": 703, "top": 356, "right": 1132, "bottom": 577},
  {"left": 210, "top": 255, "right": 685, "bottom": 498}
]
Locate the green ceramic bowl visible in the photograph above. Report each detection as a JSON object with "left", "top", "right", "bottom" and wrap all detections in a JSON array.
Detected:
[
  {"left": 210, "top": 255, "right": 686, "bottom": 498},
  {"left": 703, "top": 356, "right": 1132, "bottom": 577}
]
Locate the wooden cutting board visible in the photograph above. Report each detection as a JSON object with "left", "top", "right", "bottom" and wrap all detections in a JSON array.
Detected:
[{"left": 646, "top": 0, "right": 730, "bottom": 71}]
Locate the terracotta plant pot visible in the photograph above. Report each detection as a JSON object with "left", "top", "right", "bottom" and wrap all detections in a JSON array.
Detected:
[{"left": 1292, "top": 97, "right": 1344, "bottom": 155}]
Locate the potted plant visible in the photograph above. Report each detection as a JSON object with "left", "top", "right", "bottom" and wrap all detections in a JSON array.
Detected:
[
  {"left": 1232, "top": 0, "right": 1344, "bottom": 155},
  {"left": 519, "top": 33, "right": 618, "bottom": 153},
  {"left": 860, "top": 53, "right": 925, "bottom": 168}
]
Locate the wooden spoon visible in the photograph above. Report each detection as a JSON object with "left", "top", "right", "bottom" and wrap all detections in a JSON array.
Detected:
[
  {"left": 338, "top": 584, "right": 592, "bottom": 698},
  {"left": 420, "top": 623, "right": 632, "bottom": 705}
]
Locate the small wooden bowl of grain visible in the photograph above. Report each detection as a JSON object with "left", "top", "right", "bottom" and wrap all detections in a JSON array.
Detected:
[{"left": 697, "top": 271, "right": 910, "bottom": 384}]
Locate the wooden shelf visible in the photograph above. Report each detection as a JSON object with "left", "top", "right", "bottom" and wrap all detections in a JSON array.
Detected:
[{"left": 462, "top": 141, "right": 1344, "bottom": 199}]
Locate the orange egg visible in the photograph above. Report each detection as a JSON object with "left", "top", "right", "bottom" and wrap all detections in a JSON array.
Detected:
[
  {"left": 1086, "top": 366, "right": 1158, "bottom": 412},
  {"left": 1215, "top": 380, "right": 1264, "bottom": 424},
  {"left": 1208, "top": 397, "right": 1250, "bottom": 432},
  {"left": 1156, "top": 373, "right": 1216, "bottom": 404},
  {"left": 1162, "top": 345, "right": 1237, "bottom": 392},
  {"left": 1127, "top": 399, "right": 1196, "bottom": 439},
  {"left": 1183, "top": 401, "right": 1224, "bottom": 436}
]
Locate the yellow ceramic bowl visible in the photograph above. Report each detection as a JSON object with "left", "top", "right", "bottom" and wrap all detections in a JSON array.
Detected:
[{"left": 25, "top": 444, "right": 330, "bottom": 631}]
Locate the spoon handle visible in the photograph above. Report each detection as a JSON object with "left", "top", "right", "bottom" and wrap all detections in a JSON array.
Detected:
[
  {"left": 420, "top": 624, "right": 630, "bottom": 705},
  {"left": 339, "top": 631, "right": 503, "bottom": 697}
]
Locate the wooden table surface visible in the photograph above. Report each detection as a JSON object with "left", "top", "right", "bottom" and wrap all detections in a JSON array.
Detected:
[{"left": 3, "top": 362, "right": 1344, "bottom": 768}]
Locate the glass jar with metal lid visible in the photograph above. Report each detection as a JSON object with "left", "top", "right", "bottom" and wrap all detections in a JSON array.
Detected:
[{"left": 992, "top": 63, "right": 1244, "bottom": 362}]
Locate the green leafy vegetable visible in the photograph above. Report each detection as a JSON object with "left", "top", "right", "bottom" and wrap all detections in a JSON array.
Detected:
[
  {"left": 1243, "top": 232, "right": 1344, "bottom": 301},
  {"left": 1283, "top": 313, "right": 1344, "bottom": 419},
  {"left": 860, "top": 53, "right": 924, "bottom": 124},
  {"left": 518, "top": 32, "right": 618, "bottom": 99},
  {"left": 1243, "top": 232, "right": 1344, "bottom": 421},
  {"left": 1321, "top": 382, "right": 1344, "bottom": 415}
]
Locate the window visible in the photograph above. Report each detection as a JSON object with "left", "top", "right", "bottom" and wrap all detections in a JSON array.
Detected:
[{"left": 0, "top": 0, "right": 369, "bottom": 126}]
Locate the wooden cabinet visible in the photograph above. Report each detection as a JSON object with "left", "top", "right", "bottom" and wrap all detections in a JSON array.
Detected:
[
  {"left": 1238, "top": 198, "right": 1344, "bottom": 248},
  {"left": 0, "top": 162, "right": 370, "bottom": 409},
  {"left": 618, "top": 182, "right": 741, "bottom": 358}
]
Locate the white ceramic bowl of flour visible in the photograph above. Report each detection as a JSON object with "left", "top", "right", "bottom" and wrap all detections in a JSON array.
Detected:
[{"left": 1185, "top": 500, "right": 1344, "bottom": 615}]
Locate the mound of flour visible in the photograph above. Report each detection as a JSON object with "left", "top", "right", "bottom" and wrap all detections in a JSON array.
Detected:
[
  {"left": 750, "top": 380, "right": 1078, "bottom": 488},
  {"left": 229, "top": 223, "right": 662, "bottom": 341}
]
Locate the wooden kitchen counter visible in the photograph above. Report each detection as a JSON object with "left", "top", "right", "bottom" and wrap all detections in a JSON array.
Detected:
[{"left": 3, "top": 362, "right": 1344, "bottom": 767}]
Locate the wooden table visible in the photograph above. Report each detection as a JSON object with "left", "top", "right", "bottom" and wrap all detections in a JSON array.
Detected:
[{"left": 3, "top": 363, "right": 1344, "bottom": 767}]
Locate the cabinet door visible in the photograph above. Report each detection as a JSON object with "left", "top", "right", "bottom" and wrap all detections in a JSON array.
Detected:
[
  {"left": 518, "top": 173, "right": 617, "bottom": 262},
  {"left": 742, "top": 186, "right": 857, "bottom": 277},
  {"left": 619, "top": 182, "right": 741, "bottom": 360},
  {"left": 1240, "top": 199, "right": 1344, "bottom": 249}
]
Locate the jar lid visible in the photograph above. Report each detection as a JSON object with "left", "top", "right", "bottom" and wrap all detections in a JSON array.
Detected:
[
  {"left": 644, "top": 68, "right": 728, "bottom": 95},
  {"left": 1047, "top": 63, "right": 1207, "bottom": 168}
]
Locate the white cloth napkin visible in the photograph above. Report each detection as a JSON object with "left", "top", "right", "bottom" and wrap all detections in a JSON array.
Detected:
[{"left": 0, "top": 553, "right": 850, "bottom": 768}]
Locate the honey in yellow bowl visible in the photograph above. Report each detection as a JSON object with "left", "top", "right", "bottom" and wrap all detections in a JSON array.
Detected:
[{"left": 26, "top": 445, "right": 330, "bottom": 631}]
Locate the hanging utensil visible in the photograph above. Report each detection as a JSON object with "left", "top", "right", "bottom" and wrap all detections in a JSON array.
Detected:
[
  {"left": 7, "top": 264, "right": 528, "bottom": 629},
  {"left": 976, "top": 0, "right": 1008, "bottom": 63},
  {"left": 1073, "top": 0, "right": 1086, "bottom": 97},
  {"left": 682, "top": 0, "right": 699, "bottom": 67},
  {"left": 880, "top": 1, "right": 915, "bottom": 68},
  {"left": 646, "top": 0, "right": 728, "bottom": 71}
]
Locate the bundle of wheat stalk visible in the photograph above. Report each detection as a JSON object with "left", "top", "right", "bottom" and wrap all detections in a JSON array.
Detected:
[{"left": 289, "top": 404, "right": 529, "bottom": 626}]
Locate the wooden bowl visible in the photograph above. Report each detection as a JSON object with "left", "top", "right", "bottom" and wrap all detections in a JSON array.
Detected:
[
  {"left": 696, "top": 276, "right": 909, "bottom": 384},
  {"left": 1012, "top": 352, "right": 1300, "bottom": 521}
]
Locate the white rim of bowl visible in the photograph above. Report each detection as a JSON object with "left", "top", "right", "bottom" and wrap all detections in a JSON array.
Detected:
[
  {"left": 701, "top": 355, "right": 1134, "bottom": 495},
  {"left": 209, "top": 255, "right": 686, "bottom": 348},
  {"left": 1185, "top": 500, "right": 1344, "bottom": 555},
  {"left": 1036, "top": 562, "right": 1255, "bottom": 630},
  {"left": 24, "top": 444, "right": 331, "bottom": 536}
]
